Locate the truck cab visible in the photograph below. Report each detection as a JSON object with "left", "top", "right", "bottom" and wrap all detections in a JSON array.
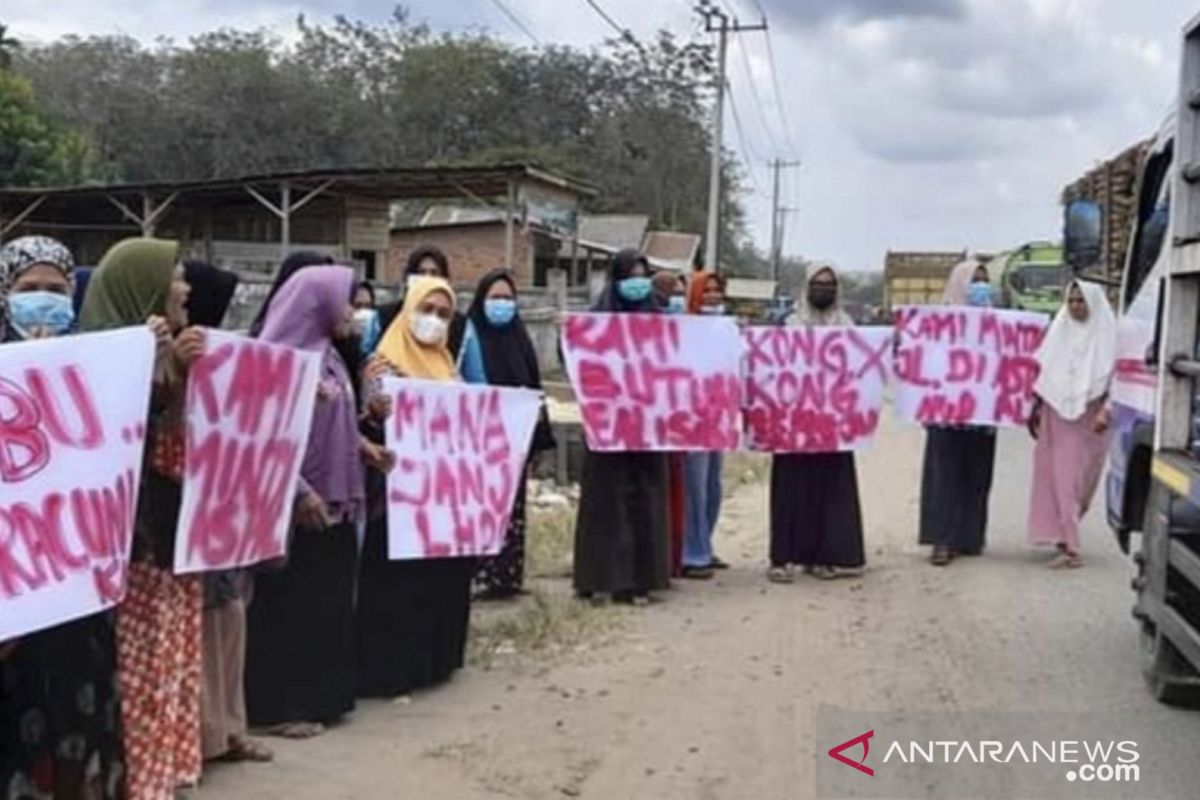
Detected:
[
  {"left": 1064, "top": 22, "right": 1200, "bottom": 704},
  {"left": 993, "top": 241, "right": 1067, "bottom": 313}
]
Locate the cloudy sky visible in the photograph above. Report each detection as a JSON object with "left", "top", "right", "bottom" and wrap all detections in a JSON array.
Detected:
[{"left": 5, "top": 0, "right": 1196, "bottom": 269}]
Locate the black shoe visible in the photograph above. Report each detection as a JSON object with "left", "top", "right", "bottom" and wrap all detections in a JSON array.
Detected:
[
  {"left": 707, "top": 557, "right": 730, "bottom": 570},
  {"left": 681, "top": 566, "right": 715, "bottom": 580}
]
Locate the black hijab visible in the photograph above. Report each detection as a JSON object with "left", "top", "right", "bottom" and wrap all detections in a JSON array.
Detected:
[
  {"left": 594, "top": 248, "right": 656, "bottom": 313},
  {"left": 249, "top": 250, "right": 335, "bottom": 336},
  {"left": 183, "top": 260, "right": 239, "bottom": 328},
  {"left": 467, "top": 269, "right": 541, "bottom": 390}
]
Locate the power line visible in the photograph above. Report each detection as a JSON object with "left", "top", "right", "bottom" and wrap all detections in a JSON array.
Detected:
[
  {"left": 583, "top": 0, "right": 636, "bottom": 42},
  {"left": 762, "top": 26, "right": 799, "bottom": 156},
  {"left": 733, "top": 35, "right": 780, "bottom": 156},
  {"left": 725, "top": 81, "right": 765, "bottom": 196},
  {"left": 486, "top": 0, "right": 542, "bottom": 45}
]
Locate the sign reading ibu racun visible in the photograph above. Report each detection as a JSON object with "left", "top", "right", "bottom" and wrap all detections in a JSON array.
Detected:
[{"left": 0, "top": 329, "right": 155, "bottom": 641}]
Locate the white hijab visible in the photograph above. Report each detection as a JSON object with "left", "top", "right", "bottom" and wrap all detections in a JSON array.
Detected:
[
  {"left": 1033, "top": 280, "right": 1117, "bottom": 421},
  {"left": 789, "top": 264, "right": 853, "bottom": 327}
]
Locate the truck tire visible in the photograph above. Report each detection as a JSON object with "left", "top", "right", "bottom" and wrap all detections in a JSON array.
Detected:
[{"left": 1140, "top": 623, "right": 1200, "bottom": 707}]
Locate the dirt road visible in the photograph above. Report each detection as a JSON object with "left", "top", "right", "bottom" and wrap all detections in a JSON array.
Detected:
[{"left": 199, "top": 415, "right": 1200, "bottom": 799}]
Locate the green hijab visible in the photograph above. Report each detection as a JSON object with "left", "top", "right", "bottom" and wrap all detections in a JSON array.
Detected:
[{"left": 80, "top": 238, "right": 179, "bottom": 331}]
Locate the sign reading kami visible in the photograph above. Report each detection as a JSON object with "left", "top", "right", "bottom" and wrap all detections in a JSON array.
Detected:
[
  {"left": 561, "top": 313, "right": 743, "bottom": 452},
  {"left": 384, "top": 378, "right": 540, "bottom": 560},
  {"left": 0, "top": 329, "right": 155, "bottom": 642},
  {"left": 893, "top": 306, "right": 1047, "bottom": 427},
  {"left": 174, "top": 330, "right": 320, "bottom": 574},
  {"left": 743, "top": 326, "right": 893, "bottom": 453}
]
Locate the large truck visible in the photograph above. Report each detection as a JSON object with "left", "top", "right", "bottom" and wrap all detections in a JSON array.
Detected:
[
  {"left": 989, "top": 241, "right": 1067, "bottom": 313},
  {"left": 1064, "top": 16, "right": 1200, "bottom": 706},
  {"left": 882, "top": 250, "right": 967, "bottom": 312}
]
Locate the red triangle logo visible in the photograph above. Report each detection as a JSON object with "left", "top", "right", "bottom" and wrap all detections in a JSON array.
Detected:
[{"left": 828, "top": 730, "right": 875, "bottom": 777}]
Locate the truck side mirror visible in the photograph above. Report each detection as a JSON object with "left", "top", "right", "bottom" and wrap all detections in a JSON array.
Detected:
[{"left": 1064, "top": 200, "right": 1103, "bottom": 272}]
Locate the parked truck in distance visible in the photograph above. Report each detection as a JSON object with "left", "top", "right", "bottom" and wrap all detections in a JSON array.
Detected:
[
  {"left": 989, "top": 241, "right": 1066, "bottom": 313},
  {"left": 882, "top": 250, "right": 968, "bottom": 312}
]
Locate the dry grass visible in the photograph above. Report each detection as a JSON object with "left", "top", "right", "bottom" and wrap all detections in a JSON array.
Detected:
[
  {"left": 526, "top": 505, "right": 577, "bottom": 579},
  {"left": 468, "top": 586, "right": 624, "bottom": 670}
]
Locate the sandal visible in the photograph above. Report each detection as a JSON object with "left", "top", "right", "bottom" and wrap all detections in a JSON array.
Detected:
[
  {"left": 929, "top": 547, "right": 952, "bottom": 567},
  {"left": 1049, "top": 553, "right": 1084, "bottom": 570},
  {"left": 261, "top": 722, "right": 325, "bottom": 740},
  {"left": 768, "top": 565, "right": 795, "bottom": 584},
  {"left": 223, "top": 736, "right": 274, "bottom": 763},
  {"left": 708, "top": 557, "right": 730, "bottom": 570},
  {"left": 681, "top": 566, "right": 715, "bottom": 580},
  {"left": 826, "top": 566, "right": 865, "bottom": 579}
]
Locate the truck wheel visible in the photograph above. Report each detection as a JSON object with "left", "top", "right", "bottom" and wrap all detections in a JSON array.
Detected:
[{"left": 1141, "top": 624, "right": 1200, "bottom": 707}]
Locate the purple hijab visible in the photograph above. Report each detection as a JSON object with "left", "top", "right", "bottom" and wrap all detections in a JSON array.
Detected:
[{"left": 259, "top": 266, "right": 364, "bottom": 515}]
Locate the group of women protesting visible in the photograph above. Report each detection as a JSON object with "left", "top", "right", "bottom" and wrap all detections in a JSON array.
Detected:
[
  {"left": 0, "top": 236, "right": 552, "bottom": 799},
  {"left": 0, "top": 234, "right": 1118, "bottom": 799}
]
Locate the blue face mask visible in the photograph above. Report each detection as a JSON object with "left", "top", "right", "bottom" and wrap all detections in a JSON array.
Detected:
[
  {"left": 8, "top": 291, "right": 74, "bottom": 338},
  {"left": 666, "top": 295, "right": 686, "bottom": 315},
  {"left": 967, "top": 282, "right": 995, "bottom": 308},
  {"left": 617, "top": 276, "right": 653, "bottom": 304},
  {"left": 484, "top": 298, "right": 517, "bottom": 327},
  {"left": 354, "top": 308, "right": 381, "bottom": 356}
]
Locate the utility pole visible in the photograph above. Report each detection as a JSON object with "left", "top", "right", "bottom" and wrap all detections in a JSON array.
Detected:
[
  {"left": 768, "top": 159, "right": 801, "bottom": 280},
  {"left": 774, "top": 207, "right": 797, "bottom": 282},
  {"left": 701, "top": 4, "right": 767, "bottom": 273}
]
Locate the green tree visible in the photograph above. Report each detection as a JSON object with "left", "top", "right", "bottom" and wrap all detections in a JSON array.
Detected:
[
  {"left": 0, "top": 24, "right": 19, "bottom": 70},
  {"left": 0, "top": 70, "right": 87, "bottom": 185}
]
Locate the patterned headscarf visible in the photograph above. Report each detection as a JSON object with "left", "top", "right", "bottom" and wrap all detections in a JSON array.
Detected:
[
  {"left": 0, "top": 236, "right": 76, "bottom": 338},
  {"left": 0, "top": 236, "right": 76, "bottom": 290}
]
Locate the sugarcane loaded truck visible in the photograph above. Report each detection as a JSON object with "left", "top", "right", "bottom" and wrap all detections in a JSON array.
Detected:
[{"left": 1064, "top": 13, "right": 1200, "bottom": 707}]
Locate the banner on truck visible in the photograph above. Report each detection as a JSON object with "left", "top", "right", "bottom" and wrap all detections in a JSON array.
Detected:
[
  {"left": 0, "top": 329, "right": 155, "bottom": 642},
  {"left": 384, "top": 378, "right": 540, "bottom": 560},
  {"left": 893, "top": 306, "right": 1047, "bottom": 428},
  {"left": 561, "top": 313, "right": 743, "bottom": 452},
  {"left": 743, "top": 326, "right": 893, "bottom": 453},
  {"left": 174, "top": 330, "right": 320, "bottom": 574}
]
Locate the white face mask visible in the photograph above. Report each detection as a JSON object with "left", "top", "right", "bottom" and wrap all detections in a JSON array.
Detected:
[{"left": 410, "top": 312, "right": 449, "bottom": 345}]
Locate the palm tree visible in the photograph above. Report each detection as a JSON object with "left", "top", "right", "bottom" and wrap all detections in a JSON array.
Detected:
[{"left": 0, "top": 25, "right": 21, "bottom": 70}]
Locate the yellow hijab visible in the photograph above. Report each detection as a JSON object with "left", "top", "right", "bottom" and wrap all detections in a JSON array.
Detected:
[{"left": 376, "top": 276, "right": 458, "bottom": 380}]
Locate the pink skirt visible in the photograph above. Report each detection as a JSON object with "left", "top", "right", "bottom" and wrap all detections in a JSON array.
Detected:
[{"left": 1027, "top": 400, "right": 1110, "bottom": 553}]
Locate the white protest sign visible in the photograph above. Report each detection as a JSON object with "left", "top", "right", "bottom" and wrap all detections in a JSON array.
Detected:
[
  {"left": 0, "top": 328, "right": 154, "bottom": 641},
  {"left": 173, "top": 330, "right": 320, "bottom": 574},
  {"left": 893, "top": 305, "right": 1048, "bottom": 428},
  {"left": 743, "top": 325, "right": 893, "bottom": 453},
  {"left": 383, "top": 377, "right": 541, "bottom": 560},
  {"left": 561, "top": 313, "right": 744, "bottom": 452}
]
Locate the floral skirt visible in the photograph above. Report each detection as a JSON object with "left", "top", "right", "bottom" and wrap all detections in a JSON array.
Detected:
[{"left": 115, "top": 563, "right": 202, "bottom": 800}]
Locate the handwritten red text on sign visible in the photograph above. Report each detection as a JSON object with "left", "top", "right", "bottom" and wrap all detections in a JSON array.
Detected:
[
  {"left": 174, "top": 331, "right": 319, "bottom": 574},
  {"left": 892, "top": 306, "right": 1047, "bottom": 427},
  {"left": 562, "top": 313, "right": 743, "bottom": 452},
  {"left": 743, "top": 326, "right": 892, "bottom": 453},
  {"left": 385, "top": 379, "right": 540, "bottom": 560},
  {"left": 0, "top": 329, "right": 154, "bottom": 641}
]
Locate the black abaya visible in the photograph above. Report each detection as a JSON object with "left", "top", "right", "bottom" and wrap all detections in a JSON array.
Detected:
[
  {"left": 573, "top": 450, "right": 671, "bottom": 596},
  {"left": 769, "top": 452, "right": 865, "bottom": 568},
  {"left": 355, "top": 518, "right": 473, "bottom": 697},
  {"left": 245, "top": 522, "right": 358, "bottom": 726},
  {"left": 918, "top": 427, "right": 997, "bottom": 555}
]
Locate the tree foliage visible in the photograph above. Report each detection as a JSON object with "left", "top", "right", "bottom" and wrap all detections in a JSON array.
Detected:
[
  {"left": 12, "top": 7, "right": 751, "bottom": 262},
  {"left": 0, "top": 69, "right": 106, "bottom": 186}
]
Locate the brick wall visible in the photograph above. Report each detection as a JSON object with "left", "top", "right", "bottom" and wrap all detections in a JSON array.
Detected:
[{"left": 387, "top": 223, "right": 534, "bottom": 288}]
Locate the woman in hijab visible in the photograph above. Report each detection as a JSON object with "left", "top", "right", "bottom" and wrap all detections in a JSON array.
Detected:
[
  {"left": 0, "top": 237, "right": 127, "bottom": 800},
  {"left": 244, "top": 266, "right": 369, "bottom": 738},
  {"left": 767, "top": 265, "right": 866, "bottom": 583},
  {"left": 681, "top": 270, "right": 730, "bottom": 579},
  {"left": 465, "top": 269, "right": 556, "bottom": 599},
  {"left": 918, "top": 258, "right": 998, "bottom": 566},
  {"left": 356, "top": 276, "right": 477, "bottom": 696},
  {"left": 572, "top": 249, "right": 672, "bottom": 605},
  {"left": 402, "top": 245, "right": 468, "bottom": 357},
  {"left": 79, "top": 237, "right": 205, "bottom": 799},
  {"left": 1026, "top": 281, "right": 1116, "bottom": 568},
  {"left": 181, "top": 262, "right": 274, "bottom": 765}
]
